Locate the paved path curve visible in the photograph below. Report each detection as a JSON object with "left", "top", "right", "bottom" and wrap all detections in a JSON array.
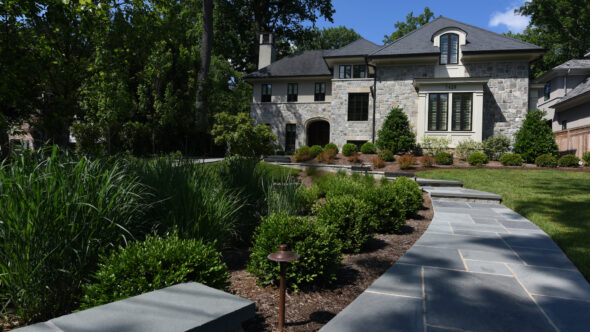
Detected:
[{"left": 321, "top": 187, "right": 590, "bottom": 332}]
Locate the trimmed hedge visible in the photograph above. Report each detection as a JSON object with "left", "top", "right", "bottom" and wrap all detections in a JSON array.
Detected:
[
  {"left": 483, "top": 135, "right": 510, "bottom": 161},
  {"left": 324, "top": 143, "right": 339, "bottom": 154},
  {"left": 558, "top": 154, "right": 580, "bottom": 167},
  {"left": 378, "top": 149, "right": 395, "bottom": 162},
  {"left": 389, "top": 177, "right": 423, "bottom": 218},
  {"left": 499, "top": 153, "right": 524, "bottom": 166},
  {"left": 342, "top": 143, "right": 358, "bottom": 156},
  {"left": 467, "top": 152, "right": 488, "bottom": 166},
  {"left": 360, "top": 142, "right": 377, "bottom": 154},
  {"left": 535, "top": 154, "right": 557, "bottom": 168},
  {"left": 434, "top": 152, "right": 454, "bottom": 165},
  {"left": 310, "top": 145, "right": 323, "bottom": 157}
]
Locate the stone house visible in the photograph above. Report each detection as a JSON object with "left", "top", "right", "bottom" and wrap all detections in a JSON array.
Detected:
[
  {"left": 245, "top": 16, "right": 544, "bottom": 152},
  {"left": 531, "top": 53, "right": 590, "bottom": 156}
]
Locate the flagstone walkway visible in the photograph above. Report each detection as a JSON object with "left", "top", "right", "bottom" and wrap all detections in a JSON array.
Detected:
[{"left": 321, "top": 189, "right": 590, "bottom": 332}]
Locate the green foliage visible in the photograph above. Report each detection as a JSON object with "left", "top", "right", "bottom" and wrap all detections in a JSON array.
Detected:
[
  {"left": 398, "top": 154, "right": 416, "bottom": 169},
  {"left": 0, "top": 147, "right": 149, "bottom": 322},
  {"left": 582, "top": 152, "right": 590, "bottom": 166},
  {"left": 315, "top": 173, "right": 367, "bottom": 199},
  {"left": 362, "top": 184, "right": 403, "bottom": 233},
  {"left": 435, "top": 152, "right": 454, "bottom": 165},
  {"left": 296, "top": 26, "right": 361, "bottom": 51},
  {"left": 247, "top": 214, "right": 342, "bottom": 290},
  {"left": 499, "top": 153, "right": 524, "bottom": 166},
  {"left": 378, "top": 149, "right": 395, "bottom": 162},
  {"left": 314, "top": 195, "right": 374, "bottom": 253},
  {"left": 324, "top": 143, "right": 339, "bottom": 153},
  {"left": 360, "top": 142, "right": 377, "bottom": 154},
  {"left": 389, "top": 177, "right": 424, "bottom": 218},
  {"left": 376, "top": 108, "right": 416, "bottom": 154},
  {"left": 467, "top": 152, "right": 489, "bottom": 167},
  {"left": 383, "top": 7, "right": 435, "bottom": 44},
  {"left": 483, "top": 135, "right": 511, "bottom": 161},
  {"left": 294, "top": 146, "right": 313, "bottom": 162},
  {"left": 513, "top": 110, "right": 558, "bottom": 162},
  {"left": 211, "top": 112, "right": 277, "bottom": 157},
  {"left": 310, "top": 145, "right": 323, "bottom": 157},
  {"left": 535, "top": 154, "right": 558, "bottom": 168},
  {"left": 80, "top": 234, "right": 228, "bottom": 309},
  {"left": 455, "top": 139, "right": 483, "bottom": 160},
  {"left": 422, "top": 137, "right": 450, "bottom": 156},
  {"left": 342, "top": 143, "right": 358, "bottom": 156},
  {"left": 558, "top": 154, "right": 580, "bottom": 168}
]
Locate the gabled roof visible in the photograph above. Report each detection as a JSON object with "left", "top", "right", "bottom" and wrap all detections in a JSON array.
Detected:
[
  {"left": 535, "top": 59, "right": 590, "bottom": 83},
  {"left": 245, "top": 50, "right": 331, "bottom": 79},
  {"left": 324, "top": 38, "right": 383, "bottom": 58},
  {"left": 372, "top": 16, "right": 543, "bottom": 57},
  {"left": 553, "top": 77, "right": 590, "bottom": 108}
]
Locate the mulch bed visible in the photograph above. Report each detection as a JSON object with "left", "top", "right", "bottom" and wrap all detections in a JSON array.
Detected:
[
  {"left": 226, "top": 192, "right": 433, "bottom": 332},
  {"left": 1, "top": 313, "right": 22, "bottom": 331}
]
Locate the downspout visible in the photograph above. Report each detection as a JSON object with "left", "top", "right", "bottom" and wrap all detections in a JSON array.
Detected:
[{"left": 365, "top": 56, "right": 377, "bottom": 143}]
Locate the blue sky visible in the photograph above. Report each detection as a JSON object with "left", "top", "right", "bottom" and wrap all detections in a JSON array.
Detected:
[{"left": 313, "top": 0, "right": 530, "bottom": 44}]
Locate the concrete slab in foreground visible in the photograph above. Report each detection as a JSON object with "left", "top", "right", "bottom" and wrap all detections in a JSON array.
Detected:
[{"left": 16, "top": 283, "right": 255, "bottom": 332}]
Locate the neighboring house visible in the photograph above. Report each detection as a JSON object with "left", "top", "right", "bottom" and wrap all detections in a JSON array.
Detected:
[
  {"left": 245, "top": 16, "right": 544, "bottom": 152},
  {"left": 531, "top": 52, "right": 590, "bottom": 157}
]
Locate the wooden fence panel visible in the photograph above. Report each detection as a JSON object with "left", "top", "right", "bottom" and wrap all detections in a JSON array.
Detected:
[{"left": 554, "top": 125, "right": 590, "bottom": 157}]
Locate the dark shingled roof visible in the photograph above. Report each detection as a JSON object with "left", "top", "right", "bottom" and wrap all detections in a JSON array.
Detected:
[
  {"left": 324, "top": 38, "right": 383, "bottom": 58},
  {"left": 372, "top": 16, "right": 543, "bottom": 57},
  {"left": 553, "top": 77, "right": 590, "bottom": 107},
  {"left": 245, "top": 50, "right": 331, "bottom": 79},
  {"left": 553, "top": 59, "right": 590, "bottom": 71}
]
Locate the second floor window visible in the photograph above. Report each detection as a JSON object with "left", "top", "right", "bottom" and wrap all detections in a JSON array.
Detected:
[
  {"left": 339, "top": 65, "right": 367, "bottom": 78},
  {"left": 315, "top": 82, "right": 326, "bottom": 101},
  {"left": 428, "top": 93, "right": 448, "bottom": 131},
  {"left": 544, "top": 82, "right": 551, "bottom": 101},
  {"left": 339, "top": 65, "right": 352, "bottom": 79},
  {"left": 287, "top": 83, "right": 298, "bottom": 102},
  {"left": 261, "top": 83, "right": 272, "bottom": 102},
  {"left": 440, "top": 33, "right": 459, "bottom": 65},
  {"left": 348, "top": 93, "right": 369, "bottom": 121}
]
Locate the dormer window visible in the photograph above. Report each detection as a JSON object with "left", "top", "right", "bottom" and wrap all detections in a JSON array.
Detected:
[{"left": 440, "top": 33, "right": 459, "bottom": 65}]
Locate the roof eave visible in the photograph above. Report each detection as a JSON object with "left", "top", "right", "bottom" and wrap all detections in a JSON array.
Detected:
[
  {"left": 552, "top": 90, "right": 590, "bottom": 110},
  {"left": 244, "top": 74, "right": 332, "bottom": 81}
]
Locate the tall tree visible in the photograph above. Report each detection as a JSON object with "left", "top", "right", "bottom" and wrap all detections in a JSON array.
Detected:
[
  {"left": 383, "top": 7, "right": 434, "bottom": 44},
  {"left": 296, "top": 26, "right": 361, "bottom": 51},
  {"left": 196, "top": 0, "right": 214, "bottom": 131}
]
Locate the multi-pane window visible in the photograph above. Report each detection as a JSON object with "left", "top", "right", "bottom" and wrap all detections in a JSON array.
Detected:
[
  {"left": 544, "top": 82, "right": 551, "bottom": 101},
  {"left": 285, "top": 124, "right": 296, "bottom": 153},
  {"left": 452, "top": 93, "right": 472, "bottom": 131},
  {"left": 339, "top": 65, "right": 352, "bottom": 79},
  {"left": 348, "top": 93, "right": 369, "bottom": 121},
  {"left": 315, "top": 82, "right": 326, "bottom": 101},
  {"left": 261, "top": 83, "right": 272, "bottom": 102},
  {"left": 440, "top": 33, "right": 459, "bottom": 65},
  {"left": 339, "top": 65, "right": 367, "bottom": 78},
  {"left": 287, "top": 83, "right": 298, "bottom": 102},
  {"left": 428, "top": 93, "right": 448, "bottom": 131}
]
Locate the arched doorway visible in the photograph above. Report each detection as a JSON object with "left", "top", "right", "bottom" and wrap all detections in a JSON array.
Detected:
[{"left": 307, "top": 120, "right": 330, "bottom": 147}]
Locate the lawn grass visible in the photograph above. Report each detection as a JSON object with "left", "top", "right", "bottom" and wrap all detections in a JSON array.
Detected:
[{"left": 417, "top": 169, "right": 590, "bottom": 280}]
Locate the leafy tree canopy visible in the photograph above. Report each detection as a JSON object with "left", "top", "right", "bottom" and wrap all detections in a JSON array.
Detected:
[
  {"left": 211, "top": 112, "right": 277, "bottom": 157},
  {"left": 383, "top": 7, "right": 435, "bottom": 44},
  {"left": 295, "top": 26, "right": 361, "bottom": 51}
]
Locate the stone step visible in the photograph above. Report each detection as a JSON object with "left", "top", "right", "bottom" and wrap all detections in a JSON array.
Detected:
[
  {"left": 263, "top": 155, "right": 292, "bottom": 163},
  {"left": 416, "top": 178, "right": 463, "bottom": 187},
  {"left": 423, "top": 186, "right": 502, "bottom": 204}
]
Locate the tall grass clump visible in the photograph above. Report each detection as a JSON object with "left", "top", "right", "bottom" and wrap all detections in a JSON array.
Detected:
[{"left": 0, "top": 147, "right": 149, "bottom": 322}]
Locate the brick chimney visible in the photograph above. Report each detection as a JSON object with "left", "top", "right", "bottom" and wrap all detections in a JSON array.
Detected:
[{"left": 258, "top": 32, "right": 275, "bottom": 69}]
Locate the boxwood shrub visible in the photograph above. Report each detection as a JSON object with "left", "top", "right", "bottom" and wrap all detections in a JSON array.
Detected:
[
  {"left": 362, "top": 185, "right": 404, "bottom": 233},
  {"left": 294, "top": 146, "right": 313, "bottom": 162},
  {"left": 360, "top": 142, "right": 377, "bottom": 154},
  {"left": 389, "top": 177, "right": 423, "bottom": 218},
  {"left": 80, "top": 233, "right": 228, "bottom": 309},
  {"left": 558, "top": 154, "right": 580, "bottom": 167},
  {"left": 324, "top": 143, "right": 339, "bottom": 154},
  {"left": 310, "top": 145, "right": 323, "bottom": 157},
  {"left": 499, "top": 153, "right": 523, "bottom": 166},
  {"left": 247, "top": 214, "right": 342, "bottom": 290},
  {"left": 467, "top": 152, "right": 489, "bottom": 166},
  {"left": 378, "top": 149, "right": 395, "bottom": 162},
  {"left": 535, "top": 154, "right": 557, "bottom": 168},
  {"left": 434, "top": 152, "right": 454, "bottom": 165},
  {"left": 582, "top": 152, "right": 590, "bottom": 166},
  {"left": 342, "top": 143, "right": 358, "bottom": 156}
]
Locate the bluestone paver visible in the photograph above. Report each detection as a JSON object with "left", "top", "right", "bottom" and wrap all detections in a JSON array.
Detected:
[{"left": 534, "top": 295, "right": 590, "bottom": 332}]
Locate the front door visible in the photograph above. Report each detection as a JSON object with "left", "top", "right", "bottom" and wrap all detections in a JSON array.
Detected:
[{"left": 307, "top": 121, "right": 330, "bottom": 147}]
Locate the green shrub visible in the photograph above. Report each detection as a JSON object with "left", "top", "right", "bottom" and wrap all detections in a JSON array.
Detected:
[
  {"left": 535, "top": 154, "right": 557, "bottom": 168},
  {"left": 582, "top": 152, "right": 590, "bottom": 166},
  {"left": 455, "top": 139, "right": 483, "bottom": 160},
  {"left": 315, "top": 173, "right": 367, "bottom": 200},
  {"left": 558, "top": 154, "right": 580, "bottom": 167},
  {"left": 398, "top": 154, "right": 416, "bottom": 169},
  {"left": 434, "top": 152, "right": 454, "bottom": 165},
  {"left": 314, "top": 195, "right": 374, "bottom": 253},
  {"left": 211, "top": 112, "right": 277, "bottom": 157},
  {"left": 294, "top": 146, "right": 313, "bottom": 162},
  {"left": 378, "top": 149, "right": 395, "bottom": 162},
  {"left": 467, "top": 152, "right": 489, "bottom": 166},
  {"left": 513, "top": 110, "right": 558, "bottom": 162},
  {"left": 499, "top": 153, "right": 524, "bottom": 166},
  {"left": 80, "top": 233, "right": 228, "bottom": 309},
  {"left": 483, "top": 135, "right": 511, "bottom": 161},
  {"left": 421, "top": 137, "right": 450, "bottom": 156},
  {"left": 389, "top": 177, "right": 423, "bottom": 218},
  {"left": 310, "top": 145, "right": 323, "bottom": 157},
  {"left": 376, "top": 108, "right": 416, "bottom": 154},
  {"left": 324, "top": 143, "right": 339, "bottom": 154},
  {"left": 263, "top": 175, "right": 314, "bottom": 217},
  {"left": 360, "top": 142, "right": 377, "bottom": 154},
  {"left": 362, "top": 185, "right": 404, "bottom": 233},
  {"left": 247, "top": 214, "right": 342, "bottom": 290},
  {"left": 342, "top": 143, "right": 358, "bottom": 156}
]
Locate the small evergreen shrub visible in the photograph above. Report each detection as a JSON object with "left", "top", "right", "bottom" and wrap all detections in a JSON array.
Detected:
[
  {"left": 455, "top": 139, "right": 483, "bottom": 160},
  {"left": 389, "top": 177, "right": 423, "bottom": 218},
  {"left": 535, "top": 154, "right": 557, "bottom": 168},
  {"left": 376, "top": 108, "right": 416, "bottom": 154},
  {"left": 314, "top": 195, "right": 374, "bottom": 253},
  {"left": 378, "top": 149, "right": 395, "bottom": 162},
  {"left": 347, "top": 152, "right": 360, "bottom": 163},
  {"left": 483, "top": 135, "right": 510, "bottom": 161},
  {"left": 324, "top": 143, "right": 339, "bottom": 154},
  {"left": 362, "top": 185, "right": 404, "bottom": 233},
  {"left": 294, "top": 146, "right": 313, "bottom": 162},
  {"left": 315, "top": 173, "right": 367, "bottom": 199},
  {"left": 513, "top": 110, "right": 558, "bottom": 162},
  {"left": 582, "top": 152, "right": 590, "bottom": 166},
  {"left": 499, "top": 153, "right": 523, "bottom": 166},
  {"left": 467, "top": 152, "right": 489, "bottom": 166},
  {"left": 81, "top": 234, "right": 228, "bottom": 309},
  {"left": 421, "top": 155, "right": 435, "bottom": 167},
  {"left": 247, "top": 214, "right": 342, "bottom": 290},
  {"left": 434, "top": 152, "right": 454, "bottom": 165},
  {"left": 372, "top": 156, "right": 385, "bottom": 169},
  {"left": 398, "top": 154, "right": 416, "bottom": 170},
  {"left": 421, "top": 137, "right": 450, "bottom": 156},
  {"left": 558, "top": 154, "right": 580, "bottom": 167},
  {"left": 342, "top": 143, "right": 358, "bottom": 156},
  {"left": 316, "top": 149, "right": 337, "bottom": 163},
  {"left": 310, "top": 145, "right": 323, "bottom": 157},
  {"left": 360, "top": 142, "right": 377, "bottom": 154}
]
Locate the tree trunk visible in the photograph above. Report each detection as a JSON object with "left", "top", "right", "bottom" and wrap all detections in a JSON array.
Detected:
[{"left": 196, "top": 0, "right": 214, "bottom": 132}]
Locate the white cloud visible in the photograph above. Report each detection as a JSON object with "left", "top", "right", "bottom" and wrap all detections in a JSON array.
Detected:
[{"left": 489, "top": 7, "right": 530, "bottom": 33}]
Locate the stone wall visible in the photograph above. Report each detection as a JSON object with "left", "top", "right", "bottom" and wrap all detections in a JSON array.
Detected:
[{"left": 329, "top": 79, "right": 375, "bottom": 146}]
